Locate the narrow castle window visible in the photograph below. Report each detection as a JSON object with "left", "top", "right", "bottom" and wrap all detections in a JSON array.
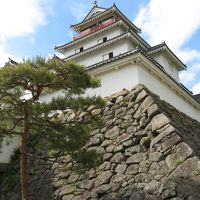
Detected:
[
  {"left": 75, "top": 47, "right": 84, "bottom": 53},
  {"left": 103, "top": 52, "right": 113, "bottom": 60},
  {"left": 97, "top": 37, "right": 107, "bottom": 44}
]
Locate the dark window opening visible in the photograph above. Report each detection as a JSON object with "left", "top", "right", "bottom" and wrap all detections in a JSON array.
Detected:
[
  {"left": 109, "top": 52, "right": 113, "bottom": 59},
  {"left": 80, "top": 47, "right": 84, "bottom": 52},
  {"left": 103, "top": 52, "right": 114, "bottom": 61},
  {"left": 103, "top": 37, "right": 107, "bottom": 42}
]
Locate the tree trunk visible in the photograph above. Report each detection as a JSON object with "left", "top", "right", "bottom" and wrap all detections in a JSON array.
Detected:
[{"left": 20, "top": 112, "right": 29, "bottom": 200}]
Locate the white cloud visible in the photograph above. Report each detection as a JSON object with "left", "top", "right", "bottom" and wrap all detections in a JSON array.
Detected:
[
  {"left": 134, "top": 0, "right": 200, "bottom": 89},
  {"left": 0, "top": 0, "right": 50, "bottom": 66},
  {"left": 176, "top": 49, "right": 200, "bottom": 64},
  {"left": 134, "top": 0, "right": 200, "bottom": 50},
  {"left": 177, "top": 62, "right": 200, "bottom": 87},
  {"left": 192, "top": 82, "right": 200, "bottom": 94}
]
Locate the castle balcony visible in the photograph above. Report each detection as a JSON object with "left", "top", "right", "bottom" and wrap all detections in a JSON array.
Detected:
[{"left": 73, "top": 18, "right": 118, "bottom": 40}]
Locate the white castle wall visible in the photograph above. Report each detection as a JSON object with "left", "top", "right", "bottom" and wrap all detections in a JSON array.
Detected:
[
  {"left": 137, "top": 65, "right": 200, "bottom": 121},
  {"left": 86, "top": 62, "right": 200, "bottom": 122},
  {"left": 74, "top": 39, "right": 132, "bottom": 66},
  {"left": 87, "top": 63, "right": 139, "bottom": 97},
  {"left": 152, "top": 54, "right": 180, "bottom": 82}
]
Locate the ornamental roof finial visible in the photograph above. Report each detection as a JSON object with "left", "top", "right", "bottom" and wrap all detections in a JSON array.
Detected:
[{"left": 93, "top": 0, "right": 97, "bottom": 7}]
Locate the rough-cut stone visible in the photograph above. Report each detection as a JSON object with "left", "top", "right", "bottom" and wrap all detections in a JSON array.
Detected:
[
  {"left": 59, "top": 185, "right": 75, "bottom": 196},
  {"left": 115, "top": 107, "right": 126, "bottom": 118},
  {"left": 115, "top": 164, "right": 127, "bottom": 174},
  {"left": 135, "top": 173, "right": 152, "bottom": 183},
  {"left": 106, "top": 89, "right": 129, "bottom": 102},
  {"left": 134, "top": 96, "right": 154, "bottom": 118},
  {"left": 144, "top": 180, "right": 161, "bottom": 194},
  {"left": 147, "top": 104, "right": 159, "bottom": 118},
  {"left": 101, "top": 139, "right": 112, "bottom": 147},
  {"left": 129, "top": 190, "right": 145, "bottom": 200},
  {"left": 135, "top": 89, "right": 148, "bottom": 103},
  {"left": 166, "top": 142, "right": 193, "bottom": 171},
  {"left": 95, "top": 184, "right": 111, "bottom": 195},
  {"left": 95, "top": 171, "right": 112, "bottom": 187},
  {"left": 114, "top": 145, "right": 124, "bottom": 153},
  {"left": 88, "top": 137, "right": 101, "bottom": 147},
  {"left": 111, "top": 152, "right": 125, "bottom": 163},
  {"left": 123, "top": 139, "right": 133, "bottom": 148},
  {"left": 140, "top": 136, "right": 150, "bottom": 147},
  {"left": 150, "top": 125, "right": 176, "bottom": 151},
  {"left": 92, "top": 109, "right": 102, "bottom": 116},
  {"left": 149, "top": 152, "right": 163, "bottom": 162},
  {"left": 135, "top": 130, "right": 147, "bottom": 137},
  {"left": 162, "top": 189, "right": 176, "bottom": 199},
  {"left": 62, "top": 194, "right": 74, "bottom": 200},
  {"left": 115, "top": 95, "right": 124, "bottom": 104},
  {"left": 169, "top": 198, "right": 183, "bottom": 200},
  {"left": 116, "top": 134, "right": 132, "bottom": 143},
  {"left": 126, "top": 164, "right": 139, "bottom": 175},
  {"left": 77, "top": 179, "right": 94, "bottom": 190},
  {"left": 106, "top": 144, "right": 115, "bottom": 153},
  {"left": 67, "top": 174, "right": 79, "bottom": 183},
  {"left": 151, "top": 114, "right": 171, "bottom": 132},
  {"left": 88, "top": 146, "right": 106, "bottom": 154},
  {"left": 87, "top": 105, "right": 96, "bottom": 112},
  {"left": 169, "top": 157, "right": 200, "bottom": 178},
  {"left": 126, "top": 153, "right": 147, "bottom": 164},
  {"left": 105, "top": 126, "right": 120, "bottom": 139},
  {"left": 67, "top": 113, "right": 76, "bottom": 122},
  {"left": 126, "top": 145, "right": 142, "bottom": 153},
  {"left": 103, "top": 153, "right": 113, "bottom": 161},
  {"left": 162, "top": 135, "right": 181, "bottom": 151}
]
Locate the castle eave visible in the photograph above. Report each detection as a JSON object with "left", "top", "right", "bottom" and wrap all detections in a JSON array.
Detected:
[
  {"left": 148, "top": 42, "right": 187, "bottom": 71},
  {"left": 63, "top": 32, "right": 133, "bottom": 61},
  {"left": 55, "top": 20, "right": 125, "bottom": 53}
]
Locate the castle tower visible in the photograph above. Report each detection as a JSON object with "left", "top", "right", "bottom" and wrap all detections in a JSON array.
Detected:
[{"left": 54, "top": 2, "right": 200, "bottom": 121}]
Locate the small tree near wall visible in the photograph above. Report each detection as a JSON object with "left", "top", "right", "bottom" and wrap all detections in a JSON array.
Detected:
[{"left": 0, "top": 57, "right": 104, "bottom": 200}]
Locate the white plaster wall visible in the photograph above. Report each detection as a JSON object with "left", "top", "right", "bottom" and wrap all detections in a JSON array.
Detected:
[
  {"left": 74, "top": 39, "right": 130, "bottom": 67},
  {"left": 40, "top": 63, "right": 139, "bottom": 101},
  {"left": 63, "top": 26, "right": 125, "bottom": 58},
  {"left": 33, "top": 60, "right": 200, "bottom": 122},
  {"left": 40, "top": 61, "right": 200, "bottom": 122},
  {"left": 40, "top": 90, "right": 65, "bottom": 103},
  {"left": 0, "top": 136, "right": 20, "bottom": 163},
  {"left": 152, "top": 54, "right": 180, "bottom": 81},
  {"left": 137, "top": 65, "right": 200, "bottom": 121},
  {"left": 127, "top": 40, "right": 136, "bottom": 51},
  {"left": 86, "top": 63, "right": 139, "bottom": 97}
]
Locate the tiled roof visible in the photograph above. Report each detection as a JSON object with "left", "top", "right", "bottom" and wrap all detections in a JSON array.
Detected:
[
  {"left": 194, "top": 94, "right": 200, "bottom": 103},
  {"left": 70, "top": 6, "right": 114, "bottom": 29},
  {"left": 64, "top": 31, "right": 132, "bottom": 60},
  {"left": 148, "top": 42, "right": 187, "bottom": 70},
  {"left": 71, "top": 5, "right": 141, "bottom": 34},
  {"left": 86, "top": 49, "right": 140, "bottom": 70},
  {"left": 86, "top": 48, "right": 200, "bottom": 106},
  {"left": 82, "top": 4, "right": 107, "bottom": 21},
  {"left": 55, "top": 20, "right": 123, "bottom": 51}
]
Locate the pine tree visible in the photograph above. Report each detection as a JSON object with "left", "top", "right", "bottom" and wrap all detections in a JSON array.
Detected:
[{"left": 0, "top": 57, "right": 104, "bottom": 200}]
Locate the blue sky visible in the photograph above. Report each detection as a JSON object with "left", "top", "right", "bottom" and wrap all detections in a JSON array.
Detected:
[{"left": 1, "top": 0, "right": 200, "bottom": 94}]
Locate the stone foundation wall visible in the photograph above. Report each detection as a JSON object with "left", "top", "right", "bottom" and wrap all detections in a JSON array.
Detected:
[
  {"left": 53, "top": 85, "right": 200, "bottom": 200},
  {"left": 1, "top": 85, "right": 200, "bottom": 200}
]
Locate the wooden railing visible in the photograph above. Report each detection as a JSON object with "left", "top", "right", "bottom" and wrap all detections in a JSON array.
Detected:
[{"left": 73, "top": 18, "right": 117, "bottom": 40}]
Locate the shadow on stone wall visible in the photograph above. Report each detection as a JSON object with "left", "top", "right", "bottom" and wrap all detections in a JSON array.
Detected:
[
  {"left": 98, "top": 177, "right": 200, "bottom": 200},
  {"left": 0, "top": 150, "right": 54, "bottom": 200}
]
